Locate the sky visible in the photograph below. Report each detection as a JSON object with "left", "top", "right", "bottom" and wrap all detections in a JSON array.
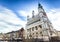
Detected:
[{"left": 0, "top": 0, "right": 60, "bottom": 33}]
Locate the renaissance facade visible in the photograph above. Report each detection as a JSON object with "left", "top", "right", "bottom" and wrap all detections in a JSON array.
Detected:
[{"left": 26, "top": 3, "right": 57, "bottom": 41}]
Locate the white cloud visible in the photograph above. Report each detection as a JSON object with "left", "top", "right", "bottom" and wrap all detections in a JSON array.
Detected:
[
  {"left": 18, "top": 10, "right": 27, "bottom": 17},
  {"left": 18, "top": 8, "right": 38, "bottom": 18},
  {"left": 47, "top": 8, "right": 60, "bottom": 31},
  {"left": 18, "top": 10, "right": 32, "bottom": 18},
  {"left": 1, "top": 4, "right": 60, "bottom": 33},
  {"left": 0, "top": 6, "right": 26, "bottom": 33}
]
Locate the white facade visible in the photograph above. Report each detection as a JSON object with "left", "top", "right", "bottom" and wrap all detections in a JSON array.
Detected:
[{"left": 26, "top": 3, "right": 57, "bottom": 40}]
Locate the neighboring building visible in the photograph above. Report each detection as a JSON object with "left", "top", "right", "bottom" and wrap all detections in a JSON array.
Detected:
[
  {"left": 5, "top": 30, "right": 19, "bottom": 39},
  {"left": 3, "top": 28, "right": 26, "bottom": 40},
  {"left": 26, "top": 3, "right": 57, "bottom": 41},
  {"left": 57, "top": 31, "right": 60, "bottom": 37},
  {"left": 19, "top": 28, "right": 25, "bottom": 38},
  {"left": 0, "top": 33, "right": 4, "bottom": 40}
]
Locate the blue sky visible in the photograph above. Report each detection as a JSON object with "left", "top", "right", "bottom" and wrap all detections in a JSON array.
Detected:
[{"left": 0, "top": 0, "right": 60, "bottom": 33}]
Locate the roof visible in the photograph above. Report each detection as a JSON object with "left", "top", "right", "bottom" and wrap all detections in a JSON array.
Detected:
[{"left": 6, "top": 28, "right": 24, "bottom": 34}]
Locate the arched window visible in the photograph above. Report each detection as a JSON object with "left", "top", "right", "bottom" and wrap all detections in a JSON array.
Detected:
[
  {"left": 39, "top": 25, "right": 42, "bottom": 28},
  {"left": 35, "top": 26, "right": 38, "bottom": 30},
  {"left": 32, "top": 27, "right": 34, "bottom": 31}
]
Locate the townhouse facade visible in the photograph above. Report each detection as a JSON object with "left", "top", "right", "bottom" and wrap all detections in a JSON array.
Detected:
[{"left": 2, "top": 28, "right": 26, "bottom": 40}]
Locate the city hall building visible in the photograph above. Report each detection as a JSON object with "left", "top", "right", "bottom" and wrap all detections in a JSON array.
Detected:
[{"left": 26, "top": 3, "right": 57, "bottom": 40}]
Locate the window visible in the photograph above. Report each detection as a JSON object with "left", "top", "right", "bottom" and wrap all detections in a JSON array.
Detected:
[
  {"left": 33, "top": 33, "right": 34, "bottom": 35},
  {"left": 35, "top": 26, "right": 38, "bottom": 30},
  {"left": 36, "top": 32, "right": 38, "bottom": 38},
  {"left": 40, "top": 32, "right": 42, "bottom": 34},
  {"left": 29, "top": 28, "right": 31, "bottom": 32},
  {"left": 50, "top": 33, "right": 52, "bottom": 35},
  {"left": 27, "top": 29, "right": 29, "bottom": 32},
  {"left": 39, "top": 25, "right": 42, "bottom": 28},
  {"left": 43, "top": 30, "right": 48, "bottom": 35},
  {"left": 36, "top": 32, "right": 38, "bottom": 34},
  {"left": 39, "top": 19, "right": 40, "bottom": 21},
  {"left": 29, "top": 34, "right": 32, "bottom": 37},
  {"left": 32, "top": 27, "right": 34, "bottom": 31}
]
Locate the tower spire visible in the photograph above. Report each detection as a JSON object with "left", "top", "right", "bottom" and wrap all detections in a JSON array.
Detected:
[
  {"left": 32, "top": 10, "right": 34, "bottom": 18},
  {"left": 38, "top": 3, "right": 44, "bottom": 13},
  {"left": 38, "top": 3, "right": 43, "bottom": 9},
  {"left": 27, "top": 15, "right": 29, "bottom": 20}
]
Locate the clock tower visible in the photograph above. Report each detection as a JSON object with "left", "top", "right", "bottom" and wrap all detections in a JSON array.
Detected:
[{"left": 26, "top": 3, "right": 57, "bottom": 41}]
